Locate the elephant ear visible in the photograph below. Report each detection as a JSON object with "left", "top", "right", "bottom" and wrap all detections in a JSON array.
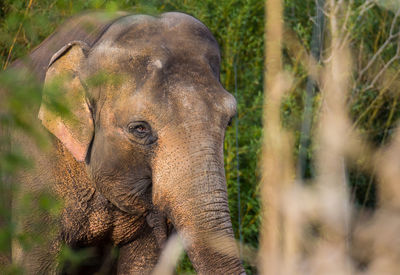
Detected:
[{"left": 38, "top": 41, "right": 94, "bottom": 162}]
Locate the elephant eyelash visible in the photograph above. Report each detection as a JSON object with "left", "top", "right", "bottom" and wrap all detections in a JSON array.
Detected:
[{"left": 127, "top": 122, "right": 151, "bottom": 138}]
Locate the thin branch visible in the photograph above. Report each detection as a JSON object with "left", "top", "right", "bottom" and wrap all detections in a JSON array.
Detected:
[
  {"left": 2, "top": 0, "right": 34, "bottom": 70},
  {"left": 358, "top": 0, "right": 375, "bottom": 17},
  {"left": 365, "top": 41, "right": 400, "bottom": 90},
  {"left": 355, "top": 7, "right": 400, "bottom": 84}
]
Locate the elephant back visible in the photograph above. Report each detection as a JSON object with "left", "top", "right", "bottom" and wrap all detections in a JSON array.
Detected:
[{"left": 10, "top": 11, "right": 128, "bottom": 85}]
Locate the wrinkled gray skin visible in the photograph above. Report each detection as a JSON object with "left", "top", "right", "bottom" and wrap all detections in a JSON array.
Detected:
[{"left": 11, "top": 11, "right": 244, "bottom": 274}]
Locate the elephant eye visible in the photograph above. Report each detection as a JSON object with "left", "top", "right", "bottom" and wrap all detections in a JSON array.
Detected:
[{"left": 127, "top": 122, "right": 151, "bottom": 138}]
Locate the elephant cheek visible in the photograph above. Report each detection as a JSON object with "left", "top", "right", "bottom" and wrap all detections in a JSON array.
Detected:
[{"left": 89, "top": 137, "right": 153, "bottom": 215}]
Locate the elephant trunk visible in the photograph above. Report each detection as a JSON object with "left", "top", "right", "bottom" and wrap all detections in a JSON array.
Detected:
[{"left": 152, "top": 130, "right": 245, "bottom": 274}]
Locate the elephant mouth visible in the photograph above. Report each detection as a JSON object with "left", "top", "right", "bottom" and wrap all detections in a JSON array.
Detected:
[
  {"left": 146, "top": 209, "right": 174, "bottom": 248},
  {"left": 96, "top": 175, "right": 153, "bottom": 216},
  {"left": 123, "top": 176, "right": 153, "bottom": 212}
]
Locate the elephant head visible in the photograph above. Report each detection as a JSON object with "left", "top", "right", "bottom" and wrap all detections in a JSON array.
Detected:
[{"left": 38, "top": 12, "right": 244, "bottom": 274}]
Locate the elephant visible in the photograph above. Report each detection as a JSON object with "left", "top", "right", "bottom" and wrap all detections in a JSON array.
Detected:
[{"left": 9, "top": 11, "right": 245, "bottom": 275}]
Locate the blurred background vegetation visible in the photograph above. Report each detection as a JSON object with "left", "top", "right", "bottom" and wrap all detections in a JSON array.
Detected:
[{"left": 1, "top": 0, "right": 399, "bottom": 274}]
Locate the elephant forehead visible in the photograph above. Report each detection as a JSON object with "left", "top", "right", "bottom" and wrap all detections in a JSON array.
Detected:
[
  {"left": 88, "top": 12, "right": 221, "bottom": 81},
  {"left": 91, "top": 35, "right": 218, "bottom": 65},
  {"left": 88, "top": 50, "right": 233, "bottom": 123},
  {"left": 90, "top": 13, "right": 219, "bottom": 62},
  {"left": 86, "top": 13, "right": 231, "bottom": 127},
  {"left": 98, "top": 12, "right": 218, "bottom": 47},
  {"left": 88, "top": 43, "right": 220, "bottom": 98}
]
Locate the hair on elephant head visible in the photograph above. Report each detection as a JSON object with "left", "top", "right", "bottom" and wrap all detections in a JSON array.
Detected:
[{"left": 18, "top": 11, "right": 244, "bottom": 274}]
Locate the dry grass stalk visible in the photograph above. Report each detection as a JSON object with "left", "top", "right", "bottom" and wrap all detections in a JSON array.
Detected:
[
  {"left": 305, "top": 2, "right": 354, "bottom": 274},
  {"left": 151, "top": 234, "right": 184, "bottom": 275},
  {"left": 260, "top": 0, "right": 400, "bottom": 275},
  {"left": 260, "top": 0, "right": 296, "bottom": 274}
]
